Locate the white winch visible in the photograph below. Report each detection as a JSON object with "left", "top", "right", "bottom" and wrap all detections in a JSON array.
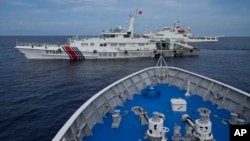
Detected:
[
  {"left": 146, "top": 112, "right": 169, "bottom": 141},
  {"left": 193, "top": 108, "right": 213, "bottom": 141},
  {"left": 182, "top": 108, "right": 214, "bottom": 141}
]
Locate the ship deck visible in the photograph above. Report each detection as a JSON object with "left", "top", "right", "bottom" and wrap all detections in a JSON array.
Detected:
[{"left": 84, "top": 84, "right": 230, "bottom": 141}]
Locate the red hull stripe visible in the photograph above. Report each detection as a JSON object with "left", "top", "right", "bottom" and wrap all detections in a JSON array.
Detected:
[
  {"left": 72, "top": 47, "right": 85, "bottom": 60},
  {"left": 62, "top": 47, "right": 71, "bottom": 59},
  {"left": 63, "top": 46, "right": 78, "bottom": 60}
]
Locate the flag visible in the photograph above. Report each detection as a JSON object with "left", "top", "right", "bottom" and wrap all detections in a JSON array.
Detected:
[
  {"left": 136, "top": 9, "right": 142, "bottom": 15},
  {"left": 137, "top": 10, "right": 142, "bottom": 15}
]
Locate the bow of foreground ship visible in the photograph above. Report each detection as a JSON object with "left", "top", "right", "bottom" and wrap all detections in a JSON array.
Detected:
[
  {"left": 15, "top": 14, "right": 199, "bottom": 60},
  {"left": 52, "top": 56, "right": 250, "bottom": 141}
]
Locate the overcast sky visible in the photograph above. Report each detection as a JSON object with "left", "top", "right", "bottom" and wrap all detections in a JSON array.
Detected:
[{"left": 1, "top": 0, "right": 250, "bottom": 36}]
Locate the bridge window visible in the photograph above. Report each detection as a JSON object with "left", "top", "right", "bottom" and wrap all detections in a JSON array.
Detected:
[
  {"left": 100, "top": 43, "right": 107, "bottom": 47},
  {"left": 119, "top": 43, "right": 126, "bottom": 46},
  {"left": 110, "top": 43, "right": 117, "bottom": 46},
  {"left": 138, "top": 43, "right": 144, "bottom": 46},
  {"left": 81, "top": 43, "right": 88, "bottom": 46}
]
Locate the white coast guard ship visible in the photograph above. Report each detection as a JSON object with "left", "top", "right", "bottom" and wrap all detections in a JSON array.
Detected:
[
  {"left": 143, "top": 21, "right": 219, "bottom": 43},
  {"left": 15, "top": 15, "right": 198, "bottom": 60}
]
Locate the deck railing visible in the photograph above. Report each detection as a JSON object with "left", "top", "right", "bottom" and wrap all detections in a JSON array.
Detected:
[{"left": 16, "top": 42, "right": 62, "bottom": 47}]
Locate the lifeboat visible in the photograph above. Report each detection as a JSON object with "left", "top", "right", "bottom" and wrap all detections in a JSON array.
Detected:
[{"left": 177, "top": 28, "right": 185, "bottom": 33}]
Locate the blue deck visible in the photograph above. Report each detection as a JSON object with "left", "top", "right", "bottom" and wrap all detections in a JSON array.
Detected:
[{"left": 84, "top": 84, "right": 230, "bottom": 141}]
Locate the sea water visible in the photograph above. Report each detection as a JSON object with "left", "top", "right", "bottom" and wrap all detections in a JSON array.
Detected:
[{"left": 0, "top": 36, "right": 249, "bottom": 141}]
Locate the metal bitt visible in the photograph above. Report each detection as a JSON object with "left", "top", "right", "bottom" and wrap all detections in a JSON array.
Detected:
[
  {"left": 111, "top": 109, "right": 121, "bottom": 128},
  {"left": 131, "top": 106, "right": 149, "bottom": 125},
  {"left": 237, "top": 118, "right": 245, "bottom": 125},
  {"left": 229, "top": 112, "right": 238, "bottom": 125},
  {"left": 229, "top": 112, "right": 245, "bottom": 125},
  {"left": 183, "top": 125, "right": 193, "bottom": 141},
  {"left": 172, "top": 124, "right": 181, "bottom": 141}
]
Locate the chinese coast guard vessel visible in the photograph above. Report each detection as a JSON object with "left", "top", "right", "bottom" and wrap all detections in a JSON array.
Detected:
[
  {"left": 52, "top": 56, "right": 249, "bottom": 141},
  {"left": 143, "top": 21, "right": 219, "bottom": 43},
  {"left": 15, "top": 15, "right": 198, "bottom": 60}
]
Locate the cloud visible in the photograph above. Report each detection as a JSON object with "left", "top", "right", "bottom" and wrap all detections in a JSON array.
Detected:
[
  {"left": 8, "top": 0, "right": 37, "bottom": 8},
  {"left": 1, "top": 0, "right": 250, "bottom": 36},
  {"left": 50, "top": 0, "right": 118, "bottom": 9},
  {"left": 4, "top": 0, "right": 37, "bottom": 8}
]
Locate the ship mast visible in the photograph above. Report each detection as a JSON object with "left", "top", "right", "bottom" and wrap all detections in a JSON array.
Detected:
[{"left": 128, "top": 14, "right": 135, "bottom": 38}]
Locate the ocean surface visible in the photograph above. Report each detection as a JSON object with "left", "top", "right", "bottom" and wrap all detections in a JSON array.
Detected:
[{"left": 0, "top": 36, "right": 249, "bottom": 141}]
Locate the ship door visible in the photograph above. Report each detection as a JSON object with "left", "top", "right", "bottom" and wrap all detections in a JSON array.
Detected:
[
  {"left": 156, "top": 40, "right": 169, "bottom": 50},
  {"left": 156, "top": 42, "right": 161, "bottom": 50}
]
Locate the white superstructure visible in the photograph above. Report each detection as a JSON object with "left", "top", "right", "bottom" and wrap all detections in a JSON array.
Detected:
[{"left": 143, "top": 21, "right": 219, "bottom": 43}]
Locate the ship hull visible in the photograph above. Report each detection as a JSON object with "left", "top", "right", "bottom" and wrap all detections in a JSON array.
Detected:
[
  {"left": 16, "top": 47, "right": 70, "bottom": 59},
  {"left": 15, "top": 45, "right": 199, "bottom": 60}
]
